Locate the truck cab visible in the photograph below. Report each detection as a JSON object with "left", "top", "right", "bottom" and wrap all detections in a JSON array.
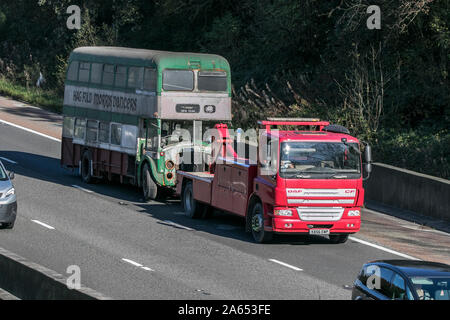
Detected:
[{"left": 176, "top": 118, "right": 372, "bottom": 243}]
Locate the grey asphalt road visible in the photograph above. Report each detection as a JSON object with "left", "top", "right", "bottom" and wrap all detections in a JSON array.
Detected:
[{"left": 0, "top": 121, "right": 404, "bottom": 300}]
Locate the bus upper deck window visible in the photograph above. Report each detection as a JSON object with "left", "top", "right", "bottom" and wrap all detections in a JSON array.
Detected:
[
  {"left": 144, "top": 68, "right": 157, "bottom": 91},
  {"left": 115, "top": 66, "right": 127, "bottom": 88},
  {"left": 67, "top": 61, "right": 79, "bottom": 81},
  {"left": 78, "top": 62, "right": 91, "bottom": 83},
  {"left": 198, "top": 71, "right": 227, "bottom": 92},
  {"left": 91, "top": 63, "right": 103, "bottom": 84},
  {"left": 163, "top": 70, "right": 194, "bottom": 91},
  {"left": 102, "top": 64, "right": 114, "bottom": 86},
  {"left": 128, "top": 67, "right": 144, "bottom": 89}
]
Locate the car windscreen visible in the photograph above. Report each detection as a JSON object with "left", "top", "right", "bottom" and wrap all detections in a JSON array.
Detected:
[
  {"left": 0, "top": 162, "right": 7, "bottom": 181},
  {"left": 410, "top": 276, "right": 450, "bottom": 300},
  {"left": 163, "top": 70, "right": 194, "bottom": 91},
  {"left": 198, "top": 71, "right": 228, "bottom": 92},
  {"left": 279, "top": 141, "right": 361, "bottom": 179}
]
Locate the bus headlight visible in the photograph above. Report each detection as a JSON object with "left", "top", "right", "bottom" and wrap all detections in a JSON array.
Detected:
[
  {"left": 274, "top": 209, "right": 293, "bottom": 216},
  {"left": 348, "top": 210, "right": 360, "bottom": 217},
  {"left": 165, "top": 160, "right": 175, "bottom": 170}
]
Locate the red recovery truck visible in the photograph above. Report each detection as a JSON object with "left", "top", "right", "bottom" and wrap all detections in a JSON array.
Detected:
[{"left": 176, "top": 118, "right": 372, "bottom": 243}]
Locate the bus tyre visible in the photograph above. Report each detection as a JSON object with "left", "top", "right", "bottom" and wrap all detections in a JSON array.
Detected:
[
  {"left": 250, "top": 202, "right": 273, "bottom": 243},
  {"left": 81, "top": 151, "right": 93, "bottom": 184},
  {"left": 182, "top": 181, "right": 203, "bottom": 219},
  {"left": 329, "top": 234, "right": 349, "bottom": 244},
  {"left": 142, "top": 163, "right": 158, "bottom": 201}
]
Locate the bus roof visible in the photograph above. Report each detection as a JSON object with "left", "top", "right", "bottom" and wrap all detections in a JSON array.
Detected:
[{"left": 70, "top": 46, "right": 231, "bottom": 71}]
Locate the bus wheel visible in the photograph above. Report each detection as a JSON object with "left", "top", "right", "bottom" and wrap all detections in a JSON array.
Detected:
[
  {"left": 250, "top": 202, "right": 273, "bottom": 243},
  {"left": 81, "top": 151, "right": 93, "bottom": 184},
  {"left": 329, "top": 234, "right": 349, "bottom": 244},
  {"left": 142, "top": 163, "right": 158, "bottom": 201},
  {"left": 182, "top": 181, "right": 203, "bottom": 219}
]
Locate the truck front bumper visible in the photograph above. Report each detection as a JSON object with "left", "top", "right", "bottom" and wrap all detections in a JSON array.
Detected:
[{"left": 271, "top": 208, "right": 361, "bottom": 234}]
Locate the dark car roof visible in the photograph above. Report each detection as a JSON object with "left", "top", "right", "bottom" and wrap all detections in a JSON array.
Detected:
[{"left": 369, "top": 260, "right": 450, "bottom": 277}]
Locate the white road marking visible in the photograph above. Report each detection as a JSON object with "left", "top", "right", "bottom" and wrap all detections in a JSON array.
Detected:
[
  {"left": 0, "top": 157, "right": 17, "bottom": 164},
  {"left": 122, "top": 259, "right": 154, "bottom": 271},
  {"left": 349, "top": 236, "right": 420, "bottom": 260},
  {"left": 122, "top": 258, "right": 143, "bottom": 267},
  {"left": 72, "top": 185, "right": 93, "bottom": 193},
  {"left": 141, "top": 267, "right": 154, "bottom": 271},
  {"left": 31, "top": 219, "right": 55, "bottom": 230},
  {"left": 0, "top": 119, "right": 61, "bottom": 142},
  {"left": 162, "top": 220, "right": 194, "bottom": 231},
  {"left": 269, "top": 259, "right": 303, "bottom": 271}
]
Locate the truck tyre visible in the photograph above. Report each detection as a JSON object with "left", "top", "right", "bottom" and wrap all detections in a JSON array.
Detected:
[
  {"left": 182, "top": 181, "right": 203, "bottom": 219},
  {"left": 329, "top": 234, "right": 349, "bottom": 244},
  {"left": 142, "top": 163, "right": 158, "bottom": 201},
  {"left": 250, "top": 202, "right": 273, "bottom": 243},
  {"left": 81, "top": 150, "right": 93, "bottom": 184}
]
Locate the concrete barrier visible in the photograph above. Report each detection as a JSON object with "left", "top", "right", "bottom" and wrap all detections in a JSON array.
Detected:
[
  {"left": 364, "top": 163, "right": 450, "bottom": 222},
  {"left": 0, "top": 246, "right": 110, "bottom": 300}
]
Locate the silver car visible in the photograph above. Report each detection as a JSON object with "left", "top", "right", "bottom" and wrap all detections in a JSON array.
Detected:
[{"left": 0, "top": 160, "right": 17, "bottom": 229}]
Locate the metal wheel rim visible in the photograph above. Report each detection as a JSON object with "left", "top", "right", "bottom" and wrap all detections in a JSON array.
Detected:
[{"left": 252, "top": 208, "right": 263, "bottom": 233}]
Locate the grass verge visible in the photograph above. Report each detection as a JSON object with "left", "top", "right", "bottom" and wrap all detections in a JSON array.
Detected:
[{"left": 0, "top": 77, "right": 62, "bottom": 113}]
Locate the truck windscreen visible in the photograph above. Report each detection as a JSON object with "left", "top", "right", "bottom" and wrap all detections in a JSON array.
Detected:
[{"left": 279, "top": 141, "right": 361, "bottom": 179}]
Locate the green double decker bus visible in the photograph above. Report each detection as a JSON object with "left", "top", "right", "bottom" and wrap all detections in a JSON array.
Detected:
[{"left": 61, "top": 46, "right": 231, "bottom": 200}]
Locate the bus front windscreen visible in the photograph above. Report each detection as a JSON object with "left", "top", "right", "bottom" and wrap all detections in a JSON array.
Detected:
[
  {"left": 163, "top": 70, "right": 194, "bottom": 91},
  {"left": 198, "top": 71, "right": 227, "bottom": 92},
  {"left": 279, "top": 141, "right": 361, "bottom": 179}
]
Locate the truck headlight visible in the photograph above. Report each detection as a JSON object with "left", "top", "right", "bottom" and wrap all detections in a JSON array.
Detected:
[
  {"left": 348, "top": 210, "right": 360, "bottom": 217},
  {"left": 274, "top": 209, "right": 293, "bottom": 216},
  {"left": 5, "top": 188, "right": 15, "bottom": 198}
]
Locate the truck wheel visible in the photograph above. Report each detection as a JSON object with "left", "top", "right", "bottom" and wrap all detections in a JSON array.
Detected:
[
  {"left": 250, "top": 202, "right": 273, "bottom": 243},
  {"left": 182, "top": 181, "right": 203, "bottom": 219},
  {"left": 81, "top": 150, "right": 93, "bottom": 184},
  {"left": 329, "top": 234, "right": 349, "bottom": 244},
  {"left": 142, "top": 163, "right": 158, "bottom": 201}
]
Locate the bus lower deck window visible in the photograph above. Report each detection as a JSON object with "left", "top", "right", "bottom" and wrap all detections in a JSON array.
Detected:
[
  {"left": 86, "top": 120, "right": 98, "bottom": 142},
  {"left": 63, "top": 117, "right": 75, "bottom": 138},
  {"left": 111, "top": 124, "right": 122, "bottom": 145},
  {"left": 98, "top": 122, "right": 110, "bottom": 143},
  {"left": 74, "top": 118, "right": 86, "bottom": 139}
]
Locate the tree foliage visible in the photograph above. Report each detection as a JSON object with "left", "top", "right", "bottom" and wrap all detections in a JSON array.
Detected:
[{"left": 0, "top": 0, "right": 448, "bottom": 177}]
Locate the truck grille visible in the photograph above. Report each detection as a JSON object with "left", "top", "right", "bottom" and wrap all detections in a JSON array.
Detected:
[{"left": 296, "top": 207, "right": 344, "bottom": 221}]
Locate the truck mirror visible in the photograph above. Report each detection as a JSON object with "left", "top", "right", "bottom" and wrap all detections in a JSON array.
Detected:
[
  {"left": 364, "top": 145, "right": 372, "bottom": 163},
  {"left": 364, "top": 163, "right": 372, "bottom": 174}
]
